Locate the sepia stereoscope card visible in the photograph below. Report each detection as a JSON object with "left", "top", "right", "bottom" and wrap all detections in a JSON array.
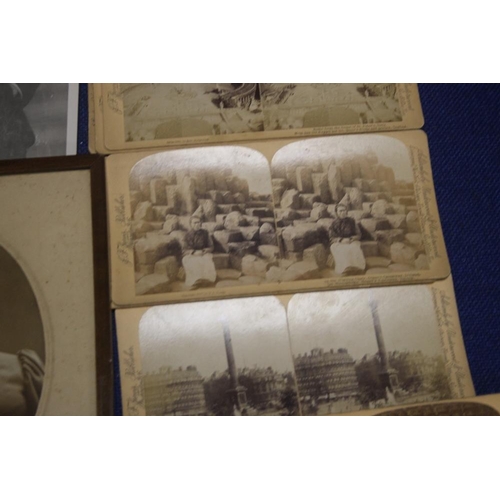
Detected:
[
  {"left": 89, "top": 83, "right": 423, "bottom": 154},
  {"left": 115, "top": 276, "right": 474, "bottom": 416},
  {"left": 106, "top": 130, "right": 450, "bottom": 308}
]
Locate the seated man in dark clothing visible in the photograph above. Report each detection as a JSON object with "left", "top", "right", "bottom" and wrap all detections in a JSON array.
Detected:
[
  {"left": 331, "top": 204, "right": 362, "bottom": 243},
  {"left": 184, "top": 216, "right": 214, "bottom": 255},
  {"left": 329, "top": 204, "right": 365, "bottom": 275},
  {"left": 182, "top": 216, "right": 216, "bottom": 288}
]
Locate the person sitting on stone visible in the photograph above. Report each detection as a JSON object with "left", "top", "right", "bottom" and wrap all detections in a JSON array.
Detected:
[
  {"left": 182, "top": 216, "right": 216, "bottom": 289},
  {"left": 184, "top": 216, "right": 214, "bottom": 255},
  {"left": 331, "top": 204, "right": 362, "bottom": 243},
  {"left": 329, "top": 204, "right": 366, "bottom": 275}
]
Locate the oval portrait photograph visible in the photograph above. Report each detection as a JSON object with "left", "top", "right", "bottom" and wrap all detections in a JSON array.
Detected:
[{"left": 0, "top": 245, "right": 45, "bottom": 416}]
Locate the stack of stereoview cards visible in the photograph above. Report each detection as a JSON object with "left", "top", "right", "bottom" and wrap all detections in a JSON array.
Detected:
[{"left": 90, "top": 83, "right": 495, "bottom": 416}]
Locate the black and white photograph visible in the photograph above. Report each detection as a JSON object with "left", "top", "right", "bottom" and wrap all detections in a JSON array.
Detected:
[
  {"left": 129, "top": 146, "right": 280, "bottom": 295},
  {"left": 271, "top": 135, "right": 428, "bottom": 278},
  {"left": 0, "top": 83, "right": 78, "bottom": 160},
  {"left": 0, "top": 245, "right": 45, "bottom": 416},
  {"left": 287, "top": 286, "right": 452, "bottom": 415},
  {"left": 138, "top": 296, "right": 299, "bottom": 416},
  {"left": 261, "top": 83, "right": 402, "bottom": 131},
  {"left": 121, "top": 83, "right": 264, "bottom": 142}
]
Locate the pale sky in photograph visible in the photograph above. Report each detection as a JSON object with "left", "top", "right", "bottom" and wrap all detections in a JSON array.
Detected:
[
  {"left": 139, "top": 296, "right": 294, "bottom": 377},
  {"left": 271, "top": 135, "right": 413, "bottom": 182},
  {"left": 287, "top": 285, "right": 442, "bottom": 361},
  {"left": 130, "top": 146, "right": 272, "bottom": 195}
]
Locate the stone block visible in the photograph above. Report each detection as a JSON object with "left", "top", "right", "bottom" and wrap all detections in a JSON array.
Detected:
[
  {"left": 390, "top": 242, "right": 418, "bottom": 265},
  {"left": 202, "top": 222, "right": 223, "bottom": 234},
  {"left": 134, "top": 234, "right": 182, "bottom": 265},
  {"left": 152, "top": 206, "right": 173, "bottom": 221},
  {"left": 246, "top": 207, "right": 273, "bottom": 218},
  {"left": 224, "top": 211, "right": 246, "bottom": 230},
  {"left": 154, "top": 256, "right": 180, "bottom": 280},
  {"left": 370, "top": 199, "right": 389, "bottom": 218},
  {"left": 282, "top": 224, "right": 320, "bottom": 252},
  {"left": 303, "top": 243, "right": 328, "bottom": 269},
  {"left": 279, "top": 259, "right": 295, "bottom": 270},
  {"left": 216, "top": 269, "right": 242, "bottom": 281},
  {"left": 208, "top": 190, "right": 224, "bottom": 204},
  {"left": 242, "top": 255, "right": 270, "bottom": 277},
  {"left": 178, "top": 216, "right": 192, "bottom": 231},
  {"left": 258, "top": 245, "right": 280, "bottom": 261},
  {"left": 266, "top": 266, "right": 285, "bottom": 283},
  {"left": 198, "top": 199, "right": 217, "bottom": 222},
  {"left": 165, "top": 185, "right": 180, "bottom": 210},
  {"left": 360, "top": 241, "right": 380, "bottom": 257},
  {"left": 150, "top": 179, "right": 168, "bottom": 205},
  {"left": 365, "top": 256, "right": 391, "bottom": 269},
  {"left": 217, "top": 204, "right": 242, "bottom": 215},
  {"left": 386, "top": 214, "right": 407, "bottom": 230},
  {"left": 393, "top": 196, "right": 416, "bottom": 207},
  {"left": 134, "top": 201, "right": 154, "bottom": 221},
  {"left": 285, "top": 250, "right": 303, "bottom": 262},
  {"left": 312, "top": 173, "right": 331, "bottom": 203},
  {"left": 135, "top": 274, "right": 172, "bottom": 295},
  {"left": 405, "top": 233, "right": 424, "bottom": 252},
  {"left": 296, "top": 166, "right": 314, "bottom": 193},
  {"left": 363, "top": 192, "right": 383, "bottom": 203},
  {"left": 299, "top": 193, "right": 321, "bottom": 209},
  {"left": 339, "top": 162, "right": 353, "bottom": 186},
  {"left": 327, "top": 164, "right": 343, "bottom": 203},
  {"left": 360, "top": 218, "right": 392, "bottom": 233},
  {"left": 180, "top": 176, "right": 197, "bottom": 215},
  {"left": 162, "top": 214, "right": 180, "bottom": 234},
  {"left": 282, "top": 261, "right": 321, "bottom": 282},
  {"left": 341, "top": 187, "right": 363, "bottom": 210},
  {"left": 389, "top": 203, "right": 406, "bottom": 215},
  {"left": 131, "top": 220, "right": 153, "bottom": 240},
  {"left": 212, "top": 253, "right": 230, "bottom": 269},
  {"left": 316, "top": 218, "right": 336, "bottom": 238},
  {"left": 233, "top": 193, "right": 246, "bottom": 204},
  {"left": 375, "top": 229, "right": 405, "bottom": 246},
  {"left": 238, "top": 276, "right": 264, "bottom": 285},
  {"left": 240, "top": 226, "right": 260, "bottom": 242},
  {"left": 213, "top": 230, "right": 244, "bottom": 252},
  {"left": 348, "top": 210, "right": 370, "bottom": 222},
  {"left": 215, "top": 214, "right": 227, "bottom": 225},
  {"left": 130, "top": 190, "right": 143, "bottom": 215},
  {"left": 228, "top": 242, "right": 258, "bottom": 270},
  {"left": 259, "top": 223, "right": 277, "bottom": 245},
  {"left": 281, "top": 189, "right": 300, "bottom": 209},
  {"left": 327, "top": 204, "right": 338, "bottom": 218},
  {"left": 310, "top": 203, "right": 329, "bottom": 221}
]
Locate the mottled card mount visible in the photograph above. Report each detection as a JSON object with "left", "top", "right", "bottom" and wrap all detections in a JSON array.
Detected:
[
  {"left": 90, "top": 84, "right": 424, "bottom": 154},
  {"left": 106, "top": 130, "right": 450, "bottom": 308},
  {"left": 114, "top": 277, "right": 475, "bottom": 416}
]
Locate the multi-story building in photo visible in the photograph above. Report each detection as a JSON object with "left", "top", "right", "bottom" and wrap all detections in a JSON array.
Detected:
[
  {"left": 238, "top": 367, "right": 288, "bottom": 407},
  {"left": 293, "top": 348, "right": 360, "bottom": 404},
  {"left": 143, "top": 365, "right": 207, "bottom": 416}
]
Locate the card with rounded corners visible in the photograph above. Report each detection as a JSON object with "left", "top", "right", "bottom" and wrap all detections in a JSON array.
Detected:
[
  {"left": 115, "top": 276, "right": 474, "bottom": 416},
  {"left": 106, "top": 130, "right": 450, "bottom": 308},
  {"left": 94, "top": 83, "right": 423, "bottom": 154}
]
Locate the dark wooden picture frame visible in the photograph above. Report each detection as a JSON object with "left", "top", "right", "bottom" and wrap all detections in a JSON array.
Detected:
[{"left": 0, "top": 154, "right": 112, "bottom": 415}]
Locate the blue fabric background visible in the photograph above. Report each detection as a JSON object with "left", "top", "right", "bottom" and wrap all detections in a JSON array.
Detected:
[{"left": 77, "top": 84, "right": 500, "bottom": 414}]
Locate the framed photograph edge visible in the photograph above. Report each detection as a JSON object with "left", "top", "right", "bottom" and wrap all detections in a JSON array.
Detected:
[{"left": 0, "top": 154, "right": 113, "bottom": 416}]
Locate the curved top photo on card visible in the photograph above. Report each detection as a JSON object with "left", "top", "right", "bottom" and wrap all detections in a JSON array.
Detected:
[
  {"left": 0, "top": 245, "right": 45, "bottom": 416},
  {"left": 106, "top": 131, "right": 449, "bottom": 307},
  {"left": 94, "top": 84, "right": 424, "bottom": 153}
]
